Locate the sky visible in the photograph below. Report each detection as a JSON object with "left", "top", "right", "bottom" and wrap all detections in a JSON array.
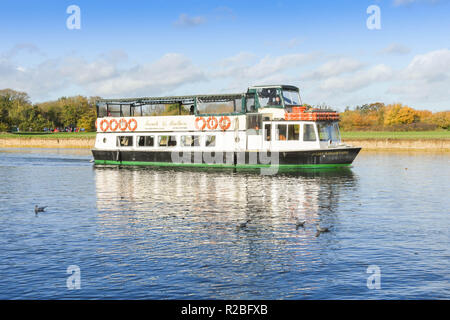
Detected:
[{"left": 0, "top": 0, "right": 449, "bottom": 111}]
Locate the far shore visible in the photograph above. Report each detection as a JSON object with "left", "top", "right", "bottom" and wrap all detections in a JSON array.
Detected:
[{"left": 1, "top": 131, "right": 449, "bottom": 151}]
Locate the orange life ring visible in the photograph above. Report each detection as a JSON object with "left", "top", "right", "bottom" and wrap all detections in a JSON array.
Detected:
[
  {"left": 100, "top": 119, "right": 110, "bottom": 132},
  {"left": 206, "top": 116, "right": 218, "bottom": 130},
  {"left": 95, "top": 119, "right": 98, "bottom": 129},
  {"left": 128, "top": 118, "right": 137, "bottom": 131},
  {"left": 195, "top": 117, "right": 206, "bottom": 130},
  {"left": 110, "top": 119, "right": 119, "bottom": 131},
  {"left": 119, "top": 118, "right": 128, "bottom": 131},
  {"left": 219, "top": 116, "right": 231, "bottom": 130}
]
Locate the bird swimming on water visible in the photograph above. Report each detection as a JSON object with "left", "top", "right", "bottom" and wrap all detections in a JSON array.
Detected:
[
  {"left": 315, "top": 224, "right": 331, "bottom": 237},
  {"left": 295, "top": 220, "right": 306, "bottom": 229},
  {"left": 237, "top": 219, "right": 251, "bottom": 230},
  {"left": 316, "top": 224, "right": 330, "bottom": 233},
  {"left": 35, "top": 205, "right": 47, "bottom": 215}
]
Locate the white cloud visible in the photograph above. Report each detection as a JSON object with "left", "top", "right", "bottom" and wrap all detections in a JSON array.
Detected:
[
  {"left": 213, "top": 6, "right": 236, "bottom": 21},
  {"left": 87, "top": 53, "right": 207, "bottom": 97},
  {"left": 302, "top": 58, "right": 365, "bottom": 80},
  {"left": 394, "top": 0, "right": 418, "bottom": 5},
  {"left": 210, "top": 52, "right": 317, "bottom": 84},
  {"left": 0, "top": 48, "right": 206, "bottom": 100},
  {"left": 319, "top": 64, "right": 393, "bottom": 92},
  {"left": 380, "top": 43, "right": 411, "bottom": 55},
  {"left": 173, "top": 13, "right": 206, "bottom": 27},
  {"left": 388, "top": 49, "right": 450, "bottom": 104},
  {"left": 393, "top": 0, "right": 442, "bottom": 6},
  {"left": 1, "top": 45, "right": 449, "bottom": 110},
  {"left": 403, "top": 49, "right": 450, "bottom": 81},
  {"left": 239, "top": 53, "right": 316, "bottom": 79},
  {"left": 1, "top": 43, "right": 42, "bottom": 59}
]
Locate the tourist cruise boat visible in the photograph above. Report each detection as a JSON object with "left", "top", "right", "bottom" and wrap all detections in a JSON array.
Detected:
[{"left": 92, "top": 85, "right": 361, "bottom": 169}]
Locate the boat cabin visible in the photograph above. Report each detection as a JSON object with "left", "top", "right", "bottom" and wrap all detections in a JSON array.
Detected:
[{"left": 94, "top": 85, "right": 343, "bottom": 153}]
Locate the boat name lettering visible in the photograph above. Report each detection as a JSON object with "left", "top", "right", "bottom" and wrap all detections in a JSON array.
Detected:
[
  {"left": 144, "top": 119, "right": 188, "bottom": 129},
  {"left": 311, "top": 151, "right": 349, "bottom": 156}
]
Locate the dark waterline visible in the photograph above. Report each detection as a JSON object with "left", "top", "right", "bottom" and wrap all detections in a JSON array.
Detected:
[{"left": 0, "top": 148, "right": 448, "bottom": 299}]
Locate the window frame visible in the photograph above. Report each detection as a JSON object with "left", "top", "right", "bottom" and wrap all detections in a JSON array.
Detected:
[
  {"left": 117, "top": 135, "right": 134, "bottom": 147},
  {"left": 137, "top": 135, "right": 155, "bottom": 147},
  {"left": 180, "top": 135, "right": 201, "bottom": 147},
  {"left": 158, "top": 135, "right": 178, "bottom": 147},
  {"left": 205, "top": 135, "right": 216, "bottom": 147},
  {"left": 303, "top": 123, "right": 317, "bottom": 142}
]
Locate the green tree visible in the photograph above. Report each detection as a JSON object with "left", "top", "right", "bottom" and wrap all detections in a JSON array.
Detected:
[{"left": 0, "top": 89, "right": 31, "bottom": 130}]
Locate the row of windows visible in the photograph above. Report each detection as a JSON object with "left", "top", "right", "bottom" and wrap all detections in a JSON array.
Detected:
[
  {"left": 115, "top": 124, "right": 321, "bottom": 147},
  {"left": 265, "top": 124, "right": 317, "bottom": 142},
  {"left": 117, "top": 135, "right": 216, "bottom": 147}
]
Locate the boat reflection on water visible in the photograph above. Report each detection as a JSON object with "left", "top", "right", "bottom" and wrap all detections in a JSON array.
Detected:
[
  {"left": 93, "top": 167, "right": 358, "bottom": 298},
  {"left": 94, "top": 167, "right": 358, "bottom": 239}
]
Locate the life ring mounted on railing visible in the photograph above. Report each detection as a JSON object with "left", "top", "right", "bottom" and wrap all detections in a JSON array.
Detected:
[
  {"left": 128, "top": 118, "right": 138, "bottom": 131},
  {"left": 219, "top": 116, "right": 231, "bottom": 130},
  {"left": 110, "top": 119, "right": 119, "bottom": 131},
  {"left": 195, "top": 117, "right": 206, "bottom": 131},
  {"left": 206, "top": 116, "right": 218, "bottom": 130},
  {"left": 119, "top": 118, "right": 128, "bottom": 131},
  {"left": 100, "top": 119, "right": 110, "bottom": 132}
]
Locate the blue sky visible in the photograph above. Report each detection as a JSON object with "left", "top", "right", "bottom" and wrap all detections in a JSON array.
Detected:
[{"left": 0, "top": 0, "right": 449, "bottom": 110}]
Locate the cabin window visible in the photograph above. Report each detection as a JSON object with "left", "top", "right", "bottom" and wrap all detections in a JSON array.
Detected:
[
  {"left": 277, "top": 124, "right": 287, "bottom": 141},
  {"left": 159, "top": 135, "right": 177, "bottom": 147},
  {"left": 257, "top": 88, "right": 282, "bottom": 108},
  {"left": 205, "top": 135, "right": 216, "bottom": 147},
  {"left": 130, "top": 104, "right": 143, "bottom": 117},
  {"left": 107, "top": 105, "right": 121, "bottom": 117},
  {"left": 98, "top": 104, "right": 107, "bottom": 117},
  {"left": 137, "top": 136, "right": 154, "bottom": 147},
  {"left": 117, "top": 136, "right": 133, "bottom": 147},
  {"left": 246, "top": 94, "right": 256, "bottom": 112},
  {"left": 120, "top": 104, "right": 131, "bottom": 117},
  {"left": 303, "top": 124, "right": 317, "bottom": 142},
  {"left": 196, "top": 97, "right": 241, "bottom": 114},
  {"left": 234, "top": 98, "right": 243, "bottom": 113},
  {"left": 288, "top": 124, "right": 300, "bottom": 140},
  {"left": 142, "top": 104, "right": 165, "bottom": 116},
  {"left": 264, "top": 124, "right": 271, "bottom": 141},
  {"left": 181, "top": 135, "right": 200, "bottom": 147},
  {"left": 317, "top": 123, "right": 341, "bottom": 142},
  {"left": 282, "top": 90, "right": 301, "bottom": 106},
  {"left": 246, "top": 114, "right": 262, "bottom": 135}
]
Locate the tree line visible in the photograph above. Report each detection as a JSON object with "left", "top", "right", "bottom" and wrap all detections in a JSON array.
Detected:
[
  {"left": 339, "top": 102, "right": 450, "bottom": 131},
  {"left": 0, "top": 88, "right": 449, "bottom": 132},
  {"left": 0, "top": 89, "right": 98, "bottom": 132}
]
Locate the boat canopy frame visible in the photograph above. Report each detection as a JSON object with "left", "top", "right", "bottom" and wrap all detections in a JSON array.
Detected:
[{"left": 95, "top": 85, "right": 303, "bottom": 118}]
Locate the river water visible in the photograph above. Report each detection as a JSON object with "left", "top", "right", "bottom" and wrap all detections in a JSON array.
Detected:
[{"left": 0, "top": 148, "right": 448, "bottom": 299}]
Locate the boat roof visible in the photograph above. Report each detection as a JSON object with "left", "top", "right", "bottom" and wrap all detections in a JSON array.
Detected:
[
  {"left": 248, "top": 85, "right": 299, "bottom": 91},
  {"left": 97, "top": 85, "right": 299, "bottom": 104},
  {"left": 98, "top": 93, "right": 243, "bottom": 105}
]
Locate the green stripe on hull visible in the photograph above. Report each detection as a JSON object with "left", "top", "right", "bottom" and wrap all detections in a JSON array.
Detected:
[{"left": 94, "top": 160, "right": 351, "bottom": 168}]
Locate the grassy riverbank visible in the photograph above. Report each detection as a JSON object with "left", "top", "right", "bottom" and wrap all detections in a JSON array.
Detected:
[
  {"left": 0, "top": 132, "right": 96, "bottom": 139},
  {"left": 1, "top": 131, "right": 449, "bottom": 150},
  {"left": 2, "top": 130, "right": 449, "bottom": 140},
  {"left": 0, "top": 132, "right": 95, "bottom": 148},
  {"left": 340, "top": 131, "right": 450, "bottom": 140}
]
